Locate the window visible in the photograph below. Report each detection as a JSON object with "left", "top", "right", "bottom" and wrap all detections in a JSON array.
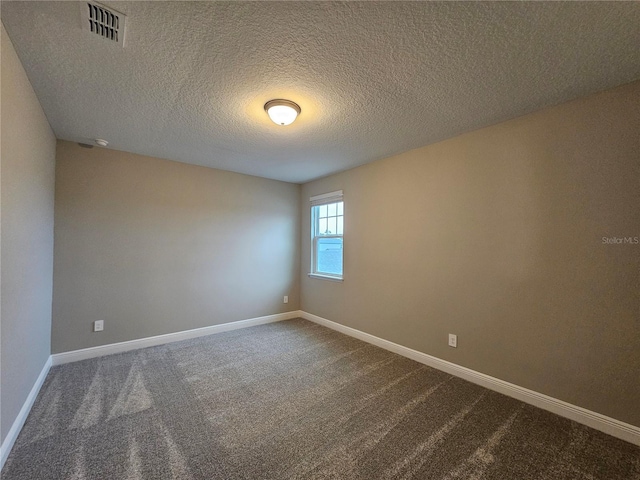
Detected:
[{"left": 310, "top": 190, "right": 344, "bottom": 280}]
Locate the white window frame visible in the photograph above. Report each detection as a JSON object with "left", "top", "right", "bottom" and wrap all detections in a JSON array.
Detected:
[{"left": 309, "top": 190, "right": 344, "bottom": 281}]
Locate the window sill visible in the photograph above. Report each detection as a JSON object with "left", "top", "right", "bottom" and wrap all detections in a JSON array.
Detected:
[{"left": 308, "top": 273, "right": 343, "bottom": 282}]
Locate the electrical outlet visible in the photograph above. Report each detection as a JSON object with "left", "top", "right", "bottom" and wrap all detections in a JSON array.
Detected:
[
  {"left": 448, "top": 334, "right": 457, "bottom": 348},
  {"left": 283, "top": 296, "right": 289, "bottom": 304},
  {"left": 94, "top": 320, "right": 104, "bottom": 332}
]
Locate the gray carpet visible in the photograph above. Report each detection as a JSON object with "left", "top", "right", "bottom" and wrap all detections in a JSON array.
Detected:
[{"left": 3, "top": 318, "right": 639, "bottom": 479}]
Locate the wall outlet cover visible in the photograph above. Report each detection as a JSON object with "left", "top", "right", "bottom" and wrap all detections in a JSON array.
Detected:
[
  {"left": 94, "top": 320, "right": 104, "bottom": 332},
  {"left": 448, "top": 334, "right": 457, "bottom": 348}
]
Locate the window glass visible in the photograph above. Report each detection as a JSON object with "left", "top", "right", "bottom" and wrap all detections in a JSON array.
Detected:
[
  {"left": 319, "top": 218, "right": 327, "bottom": 234},
  {"left": 328, "top": 217, "right": 337, "bottom": 234},
  {"left": 316, "top": 237, "right": 343, "bottom": 276},
  {"left": 311, "top": 199, "right": 344, "bottom": 278}
]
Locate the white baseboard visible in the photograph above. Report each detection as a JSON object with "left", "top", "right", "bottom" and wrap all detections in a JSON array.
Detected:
[
  {"left": 300, "top": 311, "right": 640, "bottom": 447},
  {"left": 51, "top": 311, "right": 302, "bottom": 366},
  {"left": 1, "top": 356, "right": 52, "bottom": 471}
]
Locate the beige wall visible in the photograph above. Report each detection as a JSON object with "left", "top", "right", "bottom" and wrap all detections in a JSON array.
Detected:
[
  {"left": 52, "top": 141, "right": 300, "bottom": 353},
  {"left": 301, "top": 81, "right": 640, "bottom": 426},
  {"left": 1, "top": 24, "right": 56, "bottom": 443}
]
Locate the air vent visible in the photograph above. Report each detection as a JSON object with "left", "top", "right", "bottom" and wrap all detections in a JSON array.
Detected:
[{"left": 80, "top": 1, "right": 127, "bottom": 47}]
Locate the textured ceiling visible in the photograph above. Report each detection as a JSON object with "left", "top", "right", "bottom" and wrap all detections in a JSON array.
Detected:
[{"left": 3, "top": 1, "right": 640, "bottom": 183}]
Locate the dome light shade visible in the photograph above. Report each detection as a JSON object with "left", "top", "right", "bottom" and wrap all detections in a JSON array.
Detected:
[{"left": 264, "top": 99, "right": 301, "bottom": 126}]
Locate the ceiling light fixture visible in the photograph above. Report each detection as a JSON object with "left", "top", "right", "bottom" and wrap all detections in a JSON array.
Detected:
[
  {"left": 95, "top": 139, "right": 109, "bottom": 147},
  {"left": 264, "top": 99, "right": 301, "bottom": 126}
]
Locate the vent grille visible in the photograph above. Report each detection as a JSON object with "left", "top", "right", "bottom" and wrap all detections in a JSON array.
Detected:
[{"left": 80, "top": 2, "right": 127, "bottom": 46}]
